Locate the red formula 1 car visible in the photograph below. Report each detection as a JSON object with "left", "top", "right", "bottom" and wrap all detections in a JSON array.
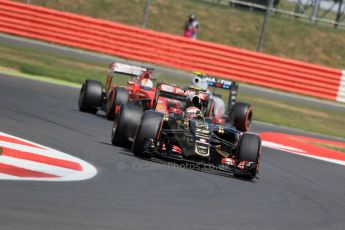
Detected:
[
  {"left": 78, "top": 62, "right": 156, "bottom": 119},
  {"left": 111, "top": 83, "right": 187, "bottom": 147}
]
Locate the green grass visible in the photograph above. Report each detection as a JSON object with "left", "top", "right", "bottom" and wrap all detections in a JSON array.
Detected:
[
  {"left": 311, "top": 143, "right": 345, "bottom": 153},
  {"left": 0, "top": 45, "right": 105, "bottom": 83},
  {"left": 0, "top": 43, "right": 191, "bottom": 86},
  {"left": 238, "top": 93, "right": 345, "bottom": 139},
  {"left": 14, "top": 0, "right": 345, "bottom": 69},
  {"left": 203, "top": 0, "right": 342, "bottom": 21},
  {"left": 1, "top": 43, "right": 345, "bottom": 139}
]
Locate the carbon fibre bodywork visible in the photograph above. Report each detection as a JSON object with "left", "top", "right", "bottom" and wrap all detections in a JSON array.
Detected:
[
  {"left": 141, "top": 113, "right": 259, "bottom": 179},
  {"left": 132, "top": 83, "right": 261, "bottom": 179}
]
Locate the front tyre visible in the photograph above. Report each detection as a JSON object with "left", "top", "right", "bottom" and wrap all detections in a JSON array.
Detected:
[
  {"left": 111, "top": 104, "right": 143, "bottom": 147},
  {"left": 234, "top": 133, "right": 261, "bottom": 180},
  {"left": 78, "top": 80, "right": 103, "bottom": 114},
  {"left": 132, "top": 111, "right": 163, "bottom": 159}
]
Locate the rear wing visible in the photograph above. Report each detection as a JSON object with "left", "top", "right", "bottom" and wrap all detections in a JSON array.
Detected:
[
  {"left": 193, "top": 73, "right": 239, "bottom": 114},
  {"left": 109, "top": 62, "right": 154, "bottom": 76},
  {"left": 155, "top": 83, "right": 187, "bottom": 103},
  {"left": 204, "top": 77, "right": 235, "bottom": 90}
]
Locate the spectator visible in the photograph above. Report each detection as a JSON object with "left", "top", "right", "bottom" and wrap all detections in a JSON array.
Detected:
[{"left": 183, "top": 14, "right": 199, "bottom": 39}]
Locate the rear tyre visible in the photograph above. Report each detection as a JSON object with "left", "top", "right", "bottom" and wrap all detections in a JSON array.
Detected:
[
  {"left": 106, "top": 87, "right": 129, "bottom": 120},
  {"left": 234, "top": 133, "right": 261, "bottom": 180},
  {"left": 78, "top": 80, "right": 103, "bottom": 114},
  {"left": 231, "top": 102, "right": 253, "bottom": 132},
  {"left": 111, "top": 104, "right": 143, "bottom": 147},
  {"left": 132, "top": 111, "right": 163, "bottom": 159}
]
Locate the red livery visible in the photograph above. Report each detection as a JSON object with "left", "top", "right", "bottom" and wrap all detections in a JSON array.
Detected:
[{"left": 78, "top": 62, "right": 156, "bottom": 119}]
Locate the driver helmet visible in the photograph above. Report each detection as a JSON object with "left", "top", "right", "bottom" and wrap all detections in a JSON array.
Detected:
[
  {"left": 140, "top": 78, "right": 153, "bottom": 90},
  {"left": 185, "top": 106, "right": 203, "bottom": 119},
  {"left": 191, "top": 76, "right": 208, "bottom": 91}
]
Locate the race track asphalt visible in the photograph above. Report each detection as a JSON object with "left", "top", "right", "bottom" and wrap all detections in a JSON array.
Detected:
[{"left": 1, "top": 74, "right": 345, "bottom": 230}]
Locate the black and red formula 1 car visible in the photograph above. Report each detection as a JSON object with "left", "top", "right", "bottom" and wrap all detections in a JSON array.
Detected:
[
  {"left": 78, "top": 62, "right": 156, "bottom": 119},
  {"left": 187, "top": 72, "right": 253, "bottom": 132},
  {"left": 111, "top": 83, "right": 261, "bottom": 180}
]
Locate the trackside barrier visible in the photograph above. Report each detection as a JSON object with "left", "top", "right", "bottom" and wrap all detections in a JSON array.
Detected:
[
  {"left": 0, "top": 0, "right": 343, "bottom": 102},
  {"left": 337, "top": 71, "right": 345, "bottom": 103}
]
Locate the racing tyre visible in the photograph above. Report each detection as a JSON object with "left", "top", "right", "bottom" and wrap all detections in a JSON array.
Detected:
[
  {"left": 235, "top": 133, "right": 261, "bottom": 180},
  {"left": 111, "top": 104, "right": 143, "bottom": 147},
  {"left": 132, "top": 111, "right": 163, "bottom": 159},
  {"left": 106, "top": 87, "right": 129, "bottom": 120},
  {"left": 78, "top": 80, "right": 103, "bottom": 114},
  {"left": 232, "top": 102, "right": 253, "bottom": 132}
]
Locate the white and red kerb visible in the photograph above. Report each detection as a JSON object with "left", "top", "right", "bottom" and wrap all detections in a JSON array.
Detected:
[
  {"left": 0, "top": 131, "right": 97, "bottom": 181},
  {"left": 261, "top": 132, "right": 345, "bottom": 166},
  {"left": 336, "top": 70, "right": 345, "bottom": 103}
]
